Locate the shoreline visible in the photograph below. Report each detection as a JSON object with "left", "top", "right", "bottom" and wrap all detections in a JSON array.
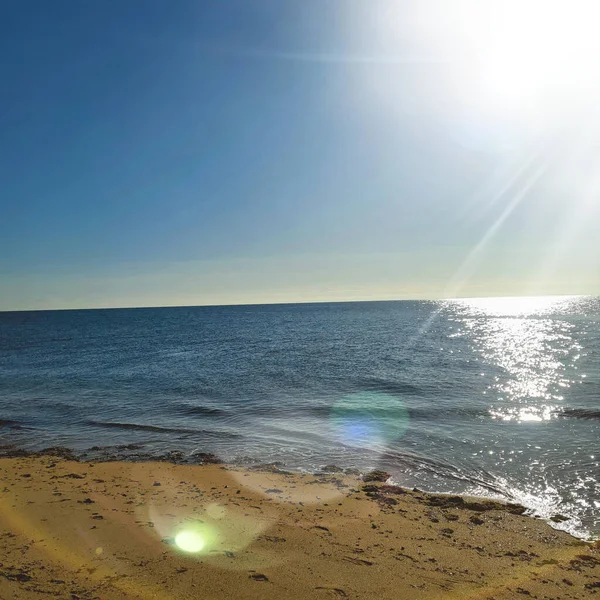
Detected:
[
  {"left": 1, "top": 454, "right": 600, "bottom": 599},
  {"left": 0, "top": 442, "right": 592, "bottom": 541},
  {"left": 1, "top": 442, "right": 593, "bottom": 541}
]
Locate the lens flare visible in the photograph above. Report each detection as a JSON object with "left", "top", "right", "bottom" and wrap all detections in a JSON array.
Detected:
[
  {"left": 331, "top": 391, "right": 410, "bottom": 449},
  {"left": 174, "top": 530, "right": 205, "bottom": 553}
]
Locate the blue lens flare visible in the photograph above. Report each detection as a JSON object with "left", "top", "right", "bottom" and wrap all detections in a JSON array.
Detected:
[{"left": 331, "top": 391, "right": 410, "bottom": 449}]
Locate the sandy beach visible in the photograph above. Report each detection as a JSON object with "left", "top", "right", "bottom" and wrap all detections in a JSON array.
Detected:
[{"left": 1, "top": 453, "right": 599, "bottom": 600}]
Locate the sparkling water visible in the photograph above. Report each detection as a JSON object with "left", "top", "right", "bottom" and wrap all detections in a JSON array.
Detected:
[{"left": 1, "top": 296, "right": 598, "bottom": 538}]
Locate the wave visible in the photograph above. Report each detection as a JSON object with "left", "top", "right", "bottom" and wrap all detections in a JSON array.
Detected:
[
  {"left": 164, "top": 381, "right": 233, "bottom": 400},
  {"left": 557, "top": 408, "right": 600, "bottom": 420},
  {"left": 347, "top": 377, "right": 424, "bottom": 396},
  {"left": 172, "top": 403, "right": 230, "bottom": 417},
  {"left": 246, "top": 402, "right": 490, "bottom": 421},
  {"left": 86, "top": 420, "right": 241, "bottom": 438},
  {"left": 381, "top": 449, "right": 507, "bottom": 497},
  {"left": 409, "top": 406, "right": 490, "bottom": 420},
  {"left": 34, "top": 400, "right": 77, "bottom": 413},
  {"left": 238, "top": 404, "right": 332, "bottom": 418},
  {"left": 87, "top": 421, "right": 194, "bottom": 433}
]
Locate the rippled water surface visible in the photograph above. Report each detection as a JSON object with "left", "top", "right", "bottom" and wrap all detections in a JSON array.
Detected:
[{"left": 1, "top": 296, "right": 598, "bottom": 537}]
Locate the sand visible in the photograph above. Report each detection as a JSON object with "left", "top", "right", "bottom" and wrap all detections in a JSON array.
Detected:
[{"left": 1, "top": 455, "right": 599, "bottom": 600}]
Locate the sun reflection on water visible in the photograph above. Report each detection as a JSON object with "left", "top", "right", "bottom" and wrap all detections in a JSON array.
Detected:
[
  {"left": 456, "top": 295, "right": 579, "bottom": 317},
  {"left": 449, "top": 296, "right": 582, "bottom": 422}
]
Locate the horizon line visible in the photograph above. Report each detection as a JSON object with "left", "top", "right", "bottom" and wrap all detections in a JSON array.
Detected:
[{"left": 0, "top": 294, "right": 589, "bottom": 314}]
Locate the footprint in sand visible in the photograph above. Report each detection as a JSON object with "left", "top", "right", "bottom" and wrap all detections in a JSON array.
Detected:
[
  {"left": 315, "top": 586, "right": 349, "bottom": 598},
  {"left": 342, "top": 556, "right": 373, "bottom": 566}
]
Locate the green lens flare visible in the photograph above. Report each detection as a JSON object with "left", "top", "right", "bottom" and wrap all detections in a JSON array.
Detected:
[
  {"left": 175, "top": 530, "right": 206, "bottom": 553},
  {"left": 331, "top": 391, "right": 410, "bottom": 448}
]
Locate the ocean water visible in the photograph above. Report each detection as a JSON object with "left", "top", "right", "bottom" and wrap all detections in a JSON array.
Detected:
[{"left": 0, "top": 296, "right": 598, "bottom": 538}]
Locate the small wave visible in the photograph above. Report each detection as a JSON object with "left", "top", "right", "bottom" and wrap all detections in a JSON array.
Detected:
[
  {"left": 86, "top": 421, "right": 241, "bottom": 438},
  {"left": 0, "top": 419, "right": 19, "bottom": 428},
  {"left": 249, "top": 404, "right": 332, "bottom": 418},
  {"left": 300, "top": 405, "right": 334, "bottom": 417},
  {"left": 166, "top": 384, "right": 230, "bottom": 400},
  {"left": 87, "top": 421, "right": 199, "bottom": 434},
  {"left": 410, "top": 406, "right": 490, "bottom": 420},
  {"left": 172, "top": 404, "right": 230, "bottom": 417},
  {"left": 28, "top": 400, "right": 77, "bottom": 414},
  {"left": 381, "top": 449, "right": 507, "bottom": 497},
  {"left": 557, "top": 408, "right": 600, "bottom": 420},
  {"left": 254, "top": 403, "right": 490, "bottom": 421},
  {"left": 350, "top": 377, "right": 423, "bottom": 396}
]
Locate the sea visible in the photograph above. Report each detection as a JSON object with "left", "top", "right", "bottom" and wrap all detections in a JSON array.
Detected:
[{"left": 1, "top": 295, "right": 598, "bottom": 539}]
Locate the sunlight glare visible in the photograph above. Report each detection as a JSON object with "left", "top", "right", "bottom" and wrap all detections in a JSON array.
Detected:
[
  {"left": 452, "top": 295, "right": 580, "bottom": 423},
  {"left": 456, "top": 295, "right": 573, "bottom": 317},
  {"left": 463, "top": 1, "right": 600, "bottom": 112}
]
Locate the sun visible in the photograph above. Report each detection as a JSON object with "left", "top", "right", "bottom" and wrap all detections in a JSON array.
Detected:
[
  {"left": 361, "top": 1, "right": 600, "bottom": 133},
  {"left": 462, "top": 1, "right": 600, "bottom": 112}
]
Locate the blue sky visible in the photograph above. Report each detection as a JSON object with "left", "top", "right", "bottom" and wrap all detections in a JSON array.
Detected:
[{"left": 1, "top": 1, "right": 599, "bottom": 310}]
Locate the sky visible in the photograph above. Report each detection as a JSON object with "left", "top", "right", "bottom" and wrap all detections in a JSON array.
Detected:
[{"left": 1, "top": 0, "right": 599, "bottom": 310}]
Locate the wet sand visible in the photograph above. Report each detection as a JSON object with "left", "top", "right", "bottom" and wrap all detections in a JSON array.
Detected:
[{"left": 1, "top": 455, "right": 599, "bottom": 599}]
